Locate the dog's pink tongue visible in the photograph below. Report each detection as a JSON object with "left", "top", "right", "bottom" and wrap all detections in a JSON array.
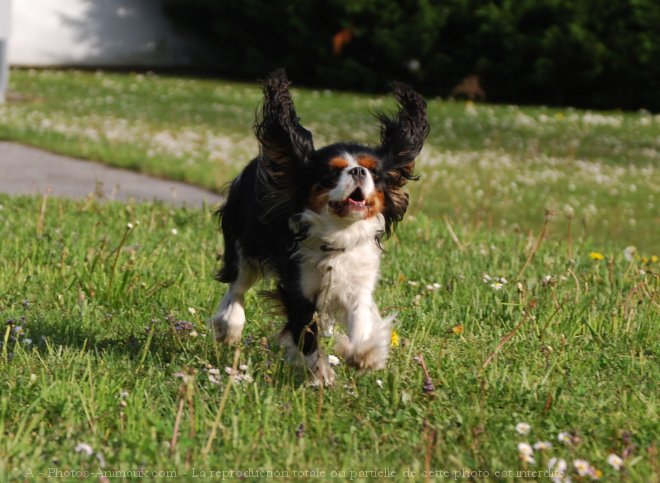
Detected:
[{"left": 347, "top": 198, "right": 366, "bottom": 206}]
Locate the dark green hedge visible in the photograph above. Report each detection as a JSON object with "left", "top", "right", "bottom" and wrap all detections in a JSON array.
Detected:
[{"left": 163, "top": 0, "right": 660, "bottom": 110}]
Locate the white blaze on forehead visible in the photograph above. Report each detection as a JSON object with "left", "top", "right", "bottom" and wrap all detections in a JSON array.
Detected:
[{"left": 343, "top": 152, "right": 359, "bottom": 167}]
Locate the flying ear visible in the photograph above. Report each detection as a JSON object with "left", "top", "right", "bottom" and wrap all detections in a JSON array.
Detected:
[
  {"left": 254, "top": 69, "right": 315, "bottom": 224},
  {"left": 255, "top": 69, "right": 314, "bottom": 166},
  {"left": 376, "top": 82, "right": 430, "bottom": 184},
  {"left": 376, "top": 83, "right": 429, "bottom": 237}
]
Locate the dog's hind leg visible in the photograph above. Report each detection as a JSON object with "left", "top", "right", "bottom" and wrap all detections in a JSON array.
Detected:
[{"left": 211, "top": 252, "right": 259, "bottom": 345}]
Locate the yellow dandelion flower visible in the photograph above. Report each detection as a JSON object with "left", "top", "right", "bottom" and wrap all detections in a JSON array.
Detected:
[
  {"left": 589, "top": 251, "right": 604, "bottom": 261},
  {"left": 451, "top": 324, "right": 464, "bottom": 335},
  {"left": 555, "top": 112, "right": 565, "bottom": 121},
  {"left": 651, "top": 255, "right": 658, "bottom": 263},
  {"left": 391, "top": 330, "right": 400, "bottom": 347}
]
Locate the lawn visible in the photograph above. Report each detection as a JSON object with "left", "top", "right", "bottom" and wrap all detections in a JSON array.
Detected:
[
  {"left": 0, "top": 70, "right": 658, "bottom": 481},
  {"left": 1, "top": 69, "right": 658, "bottom": 252}
]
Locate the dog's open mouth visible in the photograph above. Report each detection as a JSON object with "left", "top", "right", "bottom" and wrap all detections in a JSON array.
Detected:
[
  {"left": 346, "top": 188, "right": 366, "bottom": 206},
  {"left": 329, "top": 188, "right": 369, "bottom": 213}
]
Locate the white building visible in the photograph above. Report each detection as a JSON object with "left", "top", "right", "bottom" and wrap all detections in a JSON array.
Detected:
[
  {"left": 0, "top": 0, "right": 10, "bottom": 102},
  {"left": 6, "top": 0, "right": 205, "bottom": 67}
]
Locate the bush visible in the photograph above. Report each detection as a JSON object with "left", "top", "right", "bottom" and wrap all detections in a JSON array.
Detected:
[{"left": 163, "top": 0, "right": 660, "bottom": 110}]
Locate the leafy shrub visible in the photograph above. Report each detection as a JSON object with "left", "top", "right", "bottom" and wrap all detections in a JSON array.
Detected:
[{"left": 163, "top": 0, "right": 660, "bottom": 110}]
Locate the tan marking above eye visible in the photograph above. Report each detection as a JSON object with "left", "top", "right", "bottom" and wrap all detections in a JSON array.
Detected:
[
  {"left": 357, "top": 155, "right": 378, "bottom": 170},
  {"left": 329, "top": 157, "right": 349, "bottom": 169}
]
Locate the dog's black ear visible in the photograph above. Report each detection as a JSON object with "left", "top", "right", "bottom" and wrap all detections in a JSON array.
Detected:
[
  {"left": 376, "top": 83, "right": 429, "bottom": 236},
  {"left": 255, "top": 69, "right": 315, "bottom": 224},
  {"left": 377, "top": 82, "right": 429, "bottom": 181},
  {"left": 255, "top": 69, "right": 314, "bottom": 167}
]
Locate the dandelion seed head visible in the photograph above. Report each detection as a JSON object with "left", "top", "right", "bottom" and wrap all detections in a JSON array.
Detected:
[{"left": 623, "top": 246, "right": 637, "bottom": 262}]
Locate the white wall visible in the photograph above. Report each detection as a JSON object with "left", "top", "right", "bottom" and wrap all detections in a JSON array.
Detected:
[{"left": 7, "top": 0, "right": 204, "bottom": 66}]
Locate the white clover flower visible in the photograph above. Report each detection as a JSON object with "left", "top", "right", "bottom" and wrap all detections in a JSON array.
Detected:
[
  {"left": 482, "top": 273, "right": 492, "bottom": 283},
  {"left": 376, "top": 379, "right": 384, "bottom": 389},
  {"left": 515, "top": 422, "right": 531, "bottom": 435},
  {"left": 187, "top": 307, "right": 196, "bottom": 315},
  {"left": 75, "top": 442, "right": 94, "bottom": 456},
  {"left": 208, "top": 374, "right": 221, "bottom": 385},
  {"left": 127, "top": 222, "right": 134, "bottom": 229},
  {"left": 521, "top": 454, "right": 536, "bottom": 465},
  {"left": 573, "top": 459, "right": 591, "bottom": 477},
  {"left": 533, "top": 441, "right": 553, "bottom": 451},
  {"left": 558, "top": 432, "right": 572, "bottom": 444},
  {"left": 607, "top": 453, "right": 623, "bottom": 471},
  {"left": 327, "top": 355, "right": 340, "bottom": 366},
  {"left": 548, "top": 457, "right": 567, "bottom": 475},
  {"left": 490, "top": 282, "right": 504, "bottom": 291},
  {"left": 518, "top": 442, "right": 534, "bottom": 456},
  {"left": 239, "top": 364, "right": 249, "bottom": 372},
  {"left": 171, "top": 228, "right": 178, "bottom": 235}
]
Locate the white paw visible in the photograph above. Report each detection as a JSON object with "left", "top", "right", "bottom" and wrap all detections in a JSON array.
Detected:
[
  {"left": 209, "top": 304, "right": 245, "bottom": 345},
  {"left": 279, "top": 332, "right": 335, "bottom": 386},
  {"left": 337, "top": 319, "right": 392, "bottom": 372},
  {"left": 306, "top": 353, "right": 336, "bottom": 387}
]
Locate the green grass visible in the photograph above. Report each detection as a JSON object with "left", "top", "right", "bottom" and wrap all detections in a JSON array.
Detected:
[
  {"left": 0, "top": 195, "right": 657, "bottom": 481},
  {"left": 1, "top": 69, "right": 658, "bottom": 252},
  {"left": 0, "top": 70, "right": 658, "bottom": 481}
]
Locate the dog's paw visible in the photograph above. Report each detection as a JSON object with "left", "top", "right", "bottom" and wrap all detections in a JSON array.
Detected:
[
  {"left": 209, "top": 307, "right": 244, "bottom": 345},
  {"left": 337, "top": 315, "right": 393, "bottom": 372},
  {"left": 307, "top": 353, "right": 336, "bottom": 387},
  {"left": 337, "top": 334, "right": 389, "bottom": 372}
]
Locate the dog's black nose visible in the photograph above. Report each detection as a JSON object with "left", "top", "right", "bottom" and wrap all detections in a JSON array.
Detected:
[{"left": 349, "top": 166, "right": 367, "bottom": 179}]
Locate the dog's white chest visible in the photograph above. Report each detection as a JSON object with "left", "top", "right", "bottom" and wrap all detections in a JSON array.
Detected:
[{"left": 294, "top": 212, "right": 384, "bottom": 320}]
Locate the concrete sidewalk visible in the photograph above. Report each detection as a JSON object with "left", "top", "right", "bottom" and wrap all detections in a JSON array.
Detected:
[{"left": 0, "top": 142, "right": 223, "bottom": 207}]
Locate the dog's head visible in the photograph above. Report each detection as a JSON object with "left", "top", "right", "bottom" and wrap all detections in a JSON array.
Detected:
[{"left": 255, "top": 69, "right": 429, "bottom": 236}]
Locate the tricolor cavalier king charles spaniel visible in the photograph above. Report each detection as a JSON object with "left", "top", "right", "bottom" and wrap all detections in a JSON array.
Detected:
[{"left": 212, "top": 70, "right": 429, "bottom": 385}]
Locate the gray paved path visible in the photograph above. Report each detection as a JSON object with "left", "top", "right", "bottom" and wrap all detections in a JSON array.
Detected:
[{"left": 0, "top": 142, "right": 223, "bottom": 207}]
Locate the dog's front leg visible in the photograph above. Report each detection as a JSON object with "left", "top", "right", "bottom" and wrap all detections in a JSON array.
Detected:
[
  {"left": 280, "top": 292, "right": 335, "bottom": 386},
  {"left": 338, "top": 297, "right": 392, "bottom": 371}
]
